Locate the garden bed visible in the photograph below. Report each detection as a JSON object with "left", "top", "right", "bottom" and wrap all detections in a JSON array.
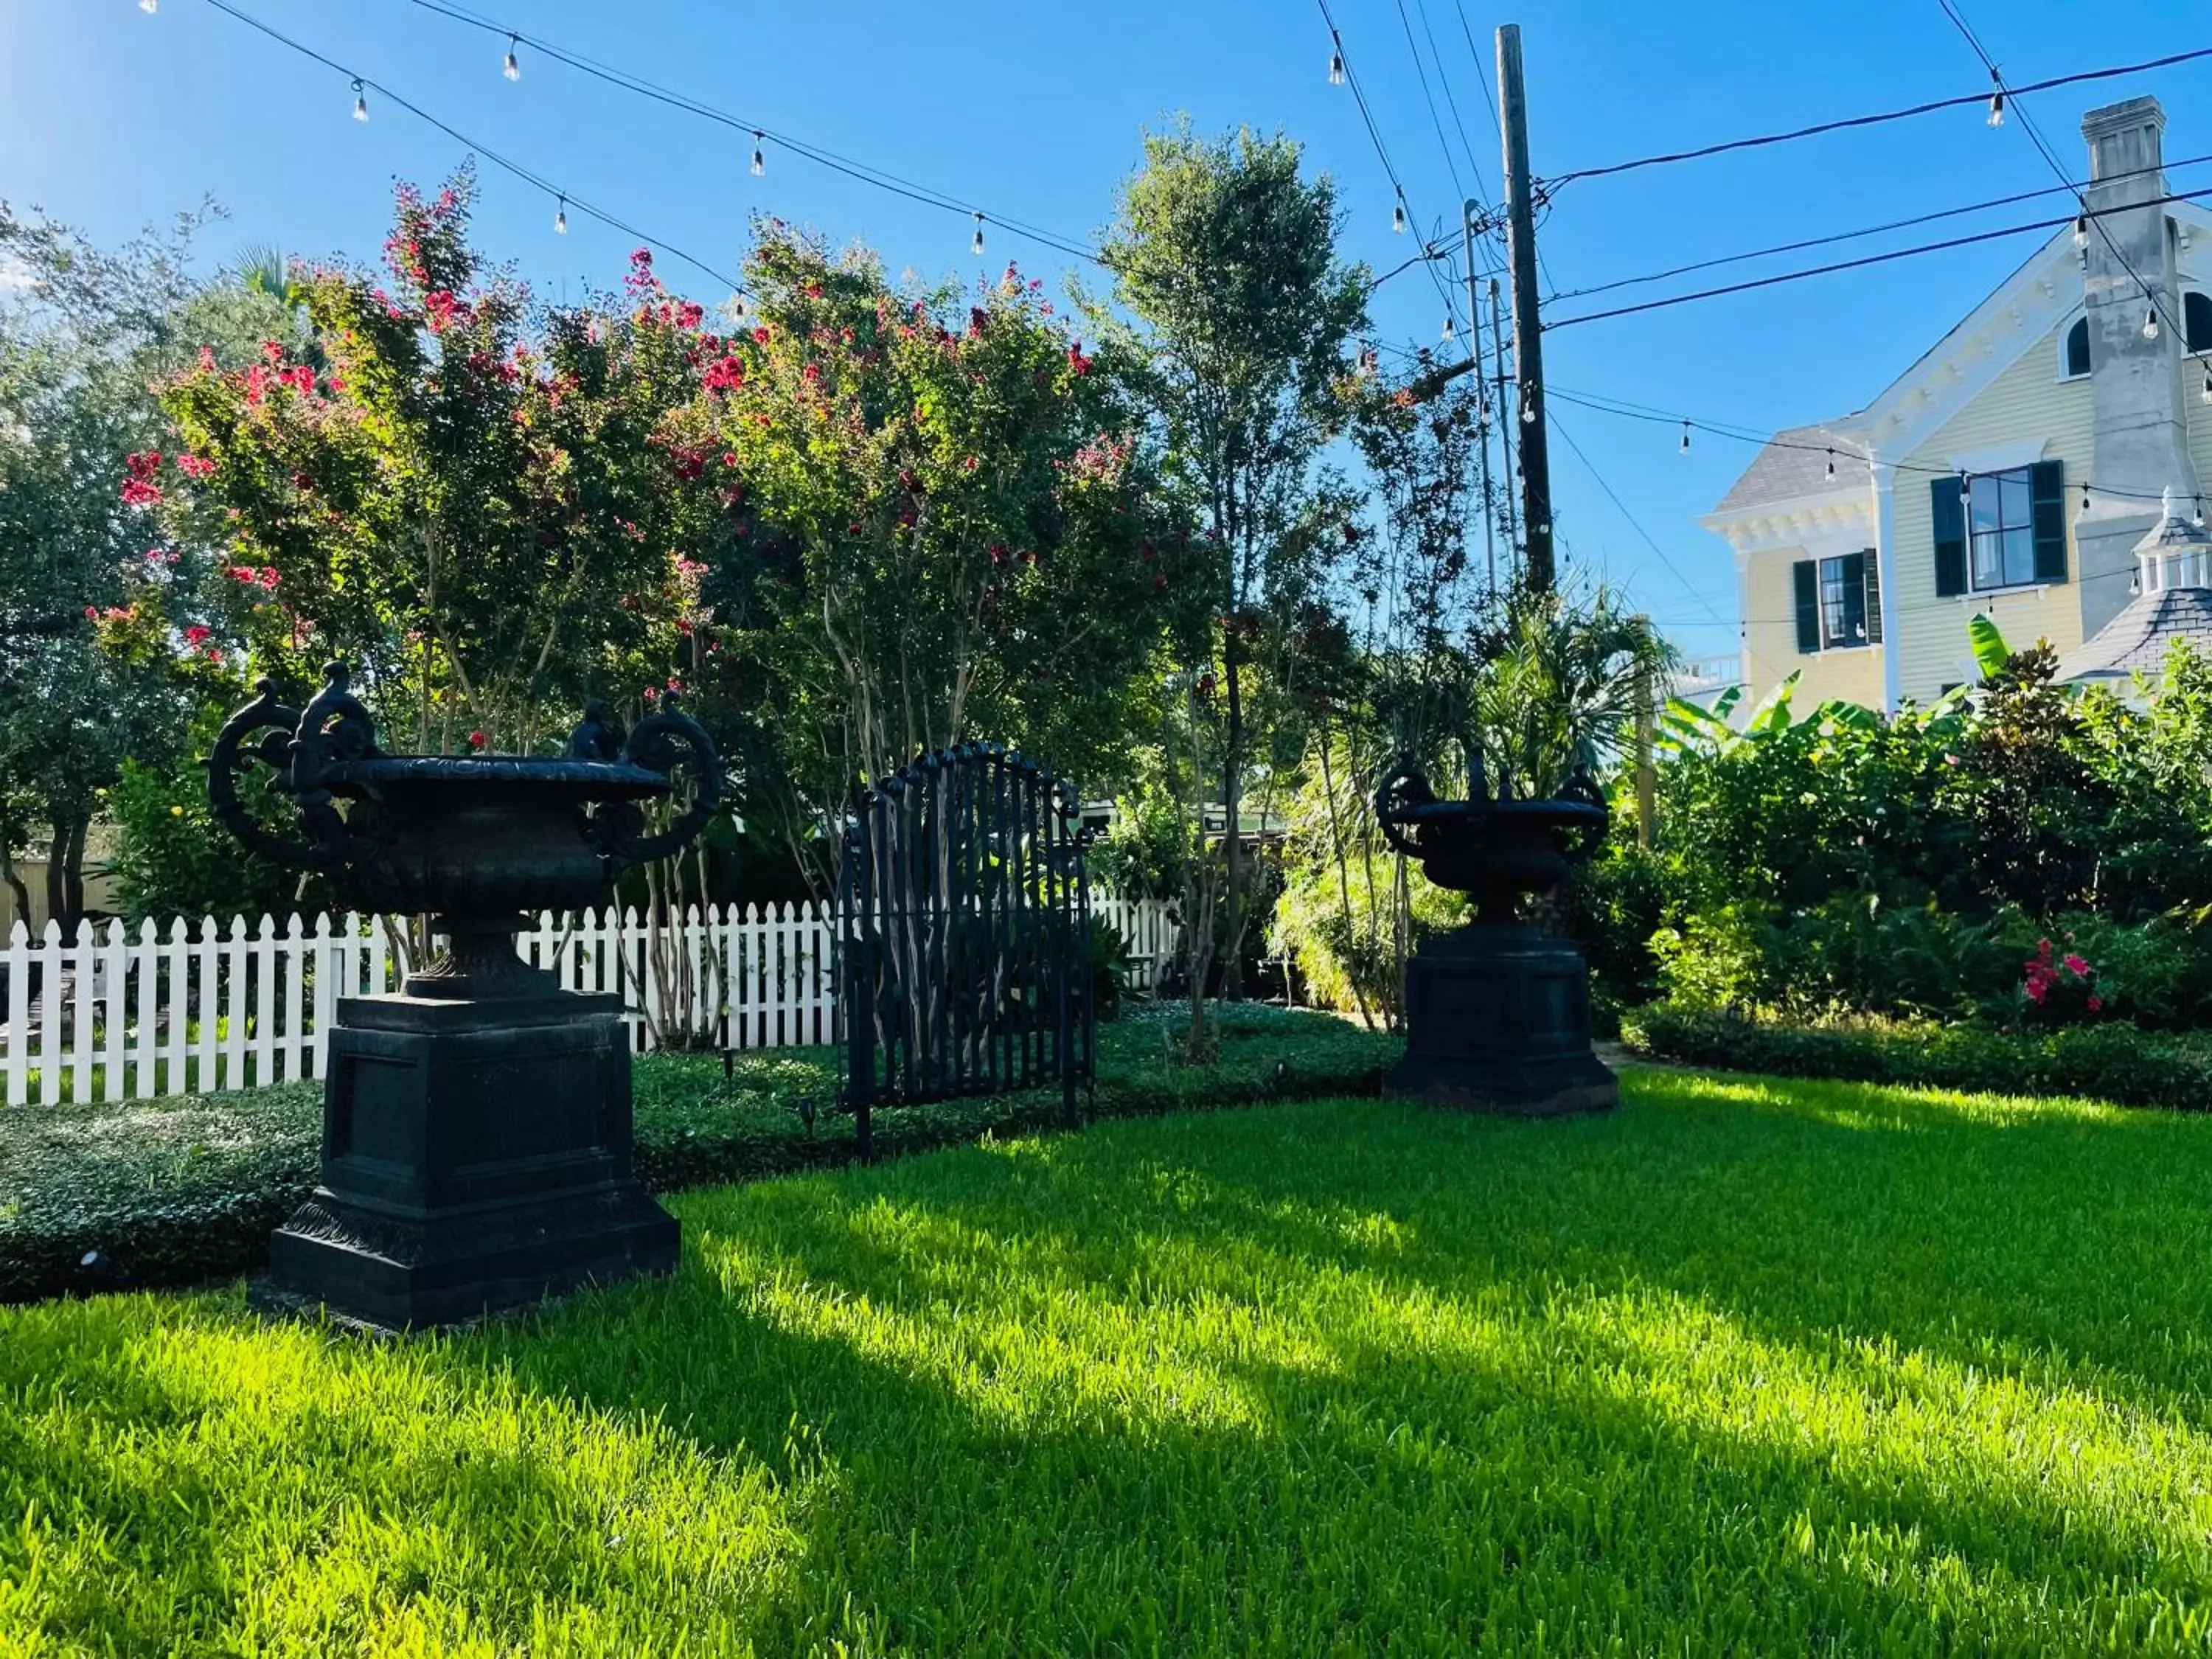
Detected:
[
  {"left": 11, "top": 1068, "right": 2212, "bottom": 1652},
  {"left": 0, "top": 1003, "right": 1397, "bottom": 1304},
  {"left": 1625, "top": 1000, "right": 2212, "bottom": 1112}
]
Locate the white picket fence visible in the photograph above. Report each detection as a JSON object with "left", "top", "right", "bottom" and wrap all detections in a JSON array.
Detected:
[{"left": 0, "top": 896, "right": 1178, "bottom": 1107}]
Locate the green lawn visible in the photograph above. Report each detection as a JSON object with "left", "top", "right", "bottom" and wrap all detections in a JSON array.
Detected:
[{"left": 10, "top": 1068, "right": 2212, "bottom": 1655}]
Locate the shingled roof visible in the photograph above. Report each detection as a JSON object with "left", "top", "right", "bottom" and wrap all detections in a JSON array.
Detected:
[
  {"left": 1713, "top": 423, "right": 1869, "bottom": 515},
  {"left": 2055, "top": 587, "right": 2212, "bottom": 683}
]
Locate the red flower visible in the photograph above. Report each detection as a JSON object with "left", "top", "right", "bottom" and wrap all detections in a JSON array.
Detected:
[
  {"left": 802, "top": 363, "right": 821, "bottom": 383},
  {"left": 468, "top": 730, "right": 487, "bottom": 751},
  {"left": 83, "top": 605, "right": 97, "bottom": 620},
  {"left": 1153, "top": 574, "right": 1167, "bottom": 591},
  {"left": 804, "top": 283, "right": 824, "bottom": 299},
  {"left": 257, "top": 568, "right": 281, "bottom": 591},
  {"left": 2063, "top": 953, "right": 2090, "bottom": 976},
  {"left": 205, "top": 647, "right": 223, "bottom": 664},
  {"left": 196, "top": 345, "right": 217, "bottom": 374},
  {"left": 848, "top": 522, "right": 863, "bottom": 537},
  {"left": 1068, "top": 339, "right": 1092, "bottom": 375},
  {"left": 751, "top": 326, "right": 771, "bottom": 345},
  {"left": 184, "top": 625, "right": 211, "bottom": 647},
  {"left": 176, "top": 453, "right": 217, "bottom": 479}
]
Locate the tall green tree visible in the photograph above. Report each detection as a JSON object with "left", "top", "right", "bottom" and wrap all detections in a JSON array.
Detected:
[
  {"left": 1094, "top": 121, "right": 1368, "bottom": 1014},
  {"left": 0, "top": 201, "right": 294, "bottom": 932}
]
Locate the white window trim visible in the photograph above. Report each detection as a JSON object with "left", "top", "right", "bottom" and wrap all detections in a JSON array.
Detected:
[{"left": 2056, "top": 311, "right": 2090, "bottom": 382}]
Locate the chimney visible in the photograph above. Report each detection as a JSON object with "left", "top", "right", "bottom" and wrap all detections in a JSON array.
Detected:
[{"left": 2078, "top": 95, "right": 2199, "bottom": 637}]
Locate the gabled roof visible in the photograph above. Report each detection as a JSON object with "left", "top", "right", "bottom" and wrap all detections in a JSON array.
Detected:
[{"left": 1713, "top": 424, "right": 1869, "bottom": 515}]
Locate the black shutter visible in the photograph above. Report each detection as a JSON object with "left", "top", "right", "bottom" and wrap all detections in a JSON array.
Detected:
[
  {"left": 1793, "top": 559, "right": 1822, "bottom": 654},
  {"left": 2030, "top": 458, "right": 2067, "bottom": 583},
  {"left": 1861, "top": 550, "right": 1882, "bottom": 643},
  {"left": 1932, "top": 476, "right": 1967, "bottom": 597}
]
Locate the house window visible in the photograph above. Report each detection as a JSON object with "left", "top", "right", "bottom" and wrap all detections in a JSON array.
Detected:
[
  {"left": 2188, "top": 290, "right": 2212, "bottom": 355},
  {"left": 2062, "top": 316, "right": 2090, "bottom": 378},
  {"left": 1968, "top": 467, "right": 2039, "bottom": 590},
  {"left": 1819, "top": 552, "right": 1875, "bottom": 647}
]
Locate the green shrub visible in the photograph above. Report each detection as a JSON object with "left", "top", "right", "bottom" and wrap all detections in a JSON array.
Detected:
[
  {"left": 1624, "top": 1001, "right": 2212, "bottom": 1113},
  {"left": 0, "top": 1002, "right": 1397, "bottom": 1304}
]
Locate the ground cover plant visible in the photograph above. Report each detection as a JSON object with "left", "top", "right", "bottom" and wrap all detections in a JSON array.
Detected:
[
  {"left": 10, "top": 1068, "right": 2212, "bottom": 1652},
  {"left": 0, "top": 1004, "right": 1394, "bottom": 1303}
]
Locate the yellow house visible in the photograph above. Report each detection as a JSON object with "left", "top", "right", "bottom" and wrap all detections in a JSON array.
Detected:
[{"left": 1708, "top": 95, "right": 2212, "bottom": 711}]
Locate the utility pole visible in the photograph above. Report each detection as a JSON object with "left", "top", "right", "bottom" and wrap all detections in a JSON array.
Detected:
[
  {"left": 1463, "top": 202, "right": 1499, "bottom": 600},
  {"left": 1632, "top": 614, "right": 1656, "bottom": 848},
  {"left": 1487, "top": 275, "right": 1518, "bottom": 582},
  {"left": 1497, "top": 23, "right": 1554, "bottom": 592}
]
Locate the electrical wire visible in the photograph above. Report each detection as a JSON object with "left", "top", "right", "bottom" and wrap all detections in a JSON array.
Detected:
[
  {"left": 1415, "top": 0, "right": 1493, "bottom": 203},
  {"left": 1545, "top": 150, "right": 2212, "bottom": 307},
  {"left": 1548, "top": 43, "right": 2212, "bottom": 190},
  {"left": 1544, "top": 183, "right": 2212, "bottom": 330},
  {"left": 1549, "top": 413, "right": 1731, "bottom": 625},
  {"left": 199, "top": 0, "right": 747, "bottom": 292}
]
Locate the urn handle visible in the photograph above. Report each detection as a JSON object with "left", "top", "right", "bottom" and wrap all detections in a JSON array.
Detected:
[
  {"left": 207, "top": 679, "right": 324, "bottom": 869},
  {"left": 1371, "top": 754, "right": 1435, "bottom": 860},
  {"left": 590, "top": 693, "right": 723, "bottom": 874}
]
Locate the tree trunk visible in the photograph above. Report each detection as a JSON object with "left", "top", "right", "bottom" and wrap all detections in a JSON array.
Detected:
[
  {"left": 44, "top": 814, "right": 84, "bottom": 941},
  {"left": 1220, "top": 633, "right": 1245, "bottom": 1001}
]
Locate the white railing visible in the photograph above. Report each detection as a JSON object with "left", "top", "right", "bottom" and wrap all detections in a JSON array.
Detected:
[{"left": 0, "top": 895, "right": 1178, "bottom": 1107}]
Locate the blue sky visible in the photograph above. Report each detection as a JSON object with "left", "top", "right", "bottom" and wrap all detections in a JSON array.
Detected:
[{"left": 7, "top": 0, "right": 2211, "bottom": 659}]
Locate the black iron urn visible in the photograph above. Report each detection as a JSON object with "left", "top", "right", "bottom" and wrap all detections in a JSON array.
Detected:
[
  {"left": 1374, "top": 752, "right": 1618, "bottom": 1116},
  {"left": 209, "top": 663, "right": 719, "bottom": 1328}
]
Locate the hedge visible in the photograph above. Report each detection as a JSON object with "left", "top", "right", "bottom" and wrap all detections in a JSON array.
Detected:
[
  {"left": 0, "top": 1003, "right": 1399, "bottom": 1304},
  {"left": 1626, "top": 1000, "right": 2212, "bottom": 1113}
]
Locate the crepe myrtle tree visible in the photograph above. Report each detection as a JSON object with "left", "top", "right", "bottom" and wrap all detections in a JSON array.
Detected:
[
  {"left": 693, "top": 220, "right": 1216, "bottom": 872},
  {"left": 153, "top": 168, "right": 734, "bottom": 756}
]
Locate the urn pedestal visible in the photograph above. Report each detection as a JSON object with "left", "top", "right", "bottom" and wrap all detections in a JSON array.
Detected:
[
  {"left": 262, "top": 992, "right": 678, "bottom": 1330},
  {"left": 1388, "top": 922, "right": 1618, "bottom": 1116}
]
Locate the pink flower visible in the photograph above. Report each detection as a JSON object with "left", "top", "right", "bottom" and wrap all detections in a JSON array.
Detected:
[
  {"left": 751, "top": 327, "right": 771, "bottom": 345},
  {"left": 195, "top": 345, "right": 217, "bottom": 374},
  {"left": 83, "top": 605, "right": 98, "bottom": 620},
  {"left": 2087, "top": 995, "right": 2104, "bottom": 1012},
  {"left": 2025, "top": 978, "right": 2048, "bottom": 1005},
  {"left": 175, "top": 453, "right": 217, "bottom": 479},
  {"left": 205, "top": 647, "right": 223, "bottom": 664},
  {"left": 2063, "top": 953, "right": 2089, "bottom": 977},
  {"left": 184, "top": 625, "right": 211, "bottom": 647},
  {"left": 257, "top": 568, "right": 281, "bottom": 591},
  {"left": 261, "top": 339, "right": 284, "bottom": 365}
]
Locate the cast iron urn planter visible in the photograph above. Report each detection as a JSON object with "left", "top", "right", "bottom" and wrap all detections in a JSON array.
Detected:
[
  {"left": 1374, "top": 752, "right": 1618, "bottom": 1116},
  {"left": 209, "top": 663, "right": 719, "bottom": 1328}
]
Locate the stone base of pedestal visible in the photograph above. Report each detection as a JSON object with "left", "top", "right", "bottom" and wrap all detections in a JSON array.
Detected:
[
  {"left": 1387, "top": 922, "right": 1619, "bottom": 1117},
  {"left": 265, "top": 991, "right": 678, "bottom": 1331}
]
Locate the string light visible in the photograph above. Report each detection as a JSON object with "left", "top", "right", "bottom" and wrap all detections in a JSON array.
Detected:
[
  {"left": 1520, "top": 389, "right": 1537, "bottom": 423},
  {"left": 503, "top": 34, "right": 520, "bottom": 80},
  {"left": 1679, "top": 420, "right": 1691, "bottom": 454},
  {"left": 2143, "top": 303, "right": 2160, "bottom": 341},
  {"left": 2196, "top": 495, "right": 2207, "bottom": 529},
  {"left": 1441, "top": 314, "right": 1455, "bottom": 343},
  {"left": 2131, "top": 568, "right": 2143, "bottom": 595},
  {"left": 2074, "top": 214, "right": 2089, "bottom": 248},
  {"left": 1392, "top": 199, "right": 1406, "bottom": 235},
  {"left": 1986, "top": 72, "right": 2005, "bottom": 128},
  {"left": 2079, "top": 481, "right": 2092, "bottom": 518},
  {"left": 1329, "top": 43, "right": 1346, "bottom": 86},
  {"left": 2200, "top": 368, "right": 2211, "bottom": 405},
  {"left": 750, "top": 131, "right": 765, "bottom": 177},
  {"left": 351, "top": 78, "right": 368, "bottom": 122},
  {"left": 552, "top": 195, "right": 567, "bottom": 234},
  {"left": 1825, "top": 448, "right": 1837, "bottom": 481},
  {"left": 1958, "top": 468, "right": 1971, "bottom": 504},
  {"left": 972, "top": 212, "right": 985, "bottom": 257}
]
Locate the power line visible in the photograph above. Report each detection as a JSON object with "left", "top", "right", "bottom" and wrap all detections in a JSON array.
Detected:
[
  {"left": 391, "top": 0, "right": 1105, "bottom": 268},
  {"left": 198, "top": 0, "right": 748, "bottom": 292},
  {"left": 1548, "top": 44, "right": 2212, "bottom": 190},
  {"left": 1545, "top": 150, "right": 2212, "bottom": 307},
  {"left": 1416, "top": 0, "right": 1493, "bottom": 202},
  {"left": 1549, "top": 412, "right": 1731, "bottom": 627},
  {"left": 1934, "top": 0, "right": 2187, "bottom": 348},
  {"left": 1543, "top": 182, "right": 2212, "bottom": 330}
]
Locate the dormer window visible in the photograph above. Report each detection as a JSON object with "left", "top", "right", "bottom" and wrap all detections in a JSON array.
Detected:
[
  {"left": 2187, "top": 290, "right": 2212, "bottom": 354},
  {"left": 2062, "top": 315, "right": 2091, "bottom": 379}
]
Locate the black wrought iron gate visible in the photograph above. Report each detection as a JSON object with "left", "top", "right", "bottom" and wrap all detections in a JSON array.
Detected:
[{"left": 836, "top": 743, "right": 1094, "bottom": 1157}]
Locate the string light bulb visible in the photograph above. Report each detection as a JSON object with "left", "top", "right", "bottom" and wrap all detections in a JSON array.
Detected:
[
  {"left": 139, "top": 0, "right": 157, "bottom": 13},
  {"left": 1392, "top": 199, "right": 1406, "bottom": 235},
  {"left": 351, "top": 78, "right": 368, "bottom": 122},
  {"left": 1986, "top": 74, "right": 2005, "bottom": 128},
  {"left": 732, "top": 295, "right": 748, "bottom": 320},
  {"left": 1520, "top": 389, "right": 1537, "bottom": 424},
  {"left": 1329, "top": 44, "right": 1345, "bottom": 86},
  {"left": 1679, "top": 420, "right": 1691, "bottom": 455},
  {"left": 2200, "top": 369, "right": 2211, "bottom": 405},
  {"left": 1826, "top": 449, "right": 1836, "bottom": 481},
  {"left": 2131, "top": 568, "right": 2142, "bottom": 596},
  {"left": 1441, "top": 314, "right": 1455, "bottom": 344},
  {"left": 553, "top": 196, "right": 567, "bottom": 235},
  {"left": 750, "top": 132, "right": 765, "bottom": 177},
  {"left": 2196, "top": 496, "right": 2207, "bottom": 530},
  {"left": 503, "top": 35, "right": 521, "bottom": 80},
  {"left": 1958, "top": 469, "right": 1971, "bottom": 504},
  {"left": 2079, "top": 481, "right": 2092, "bottom": 519},
  {"left": 2143, "top": 304, "right": 2160, "bottom": 341},
  {"left": 2073, "top": 213, "right": 2089, "bottom": 248},
  {"left": 972, "top": 212, "right": 985, "bottom": 257}
]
